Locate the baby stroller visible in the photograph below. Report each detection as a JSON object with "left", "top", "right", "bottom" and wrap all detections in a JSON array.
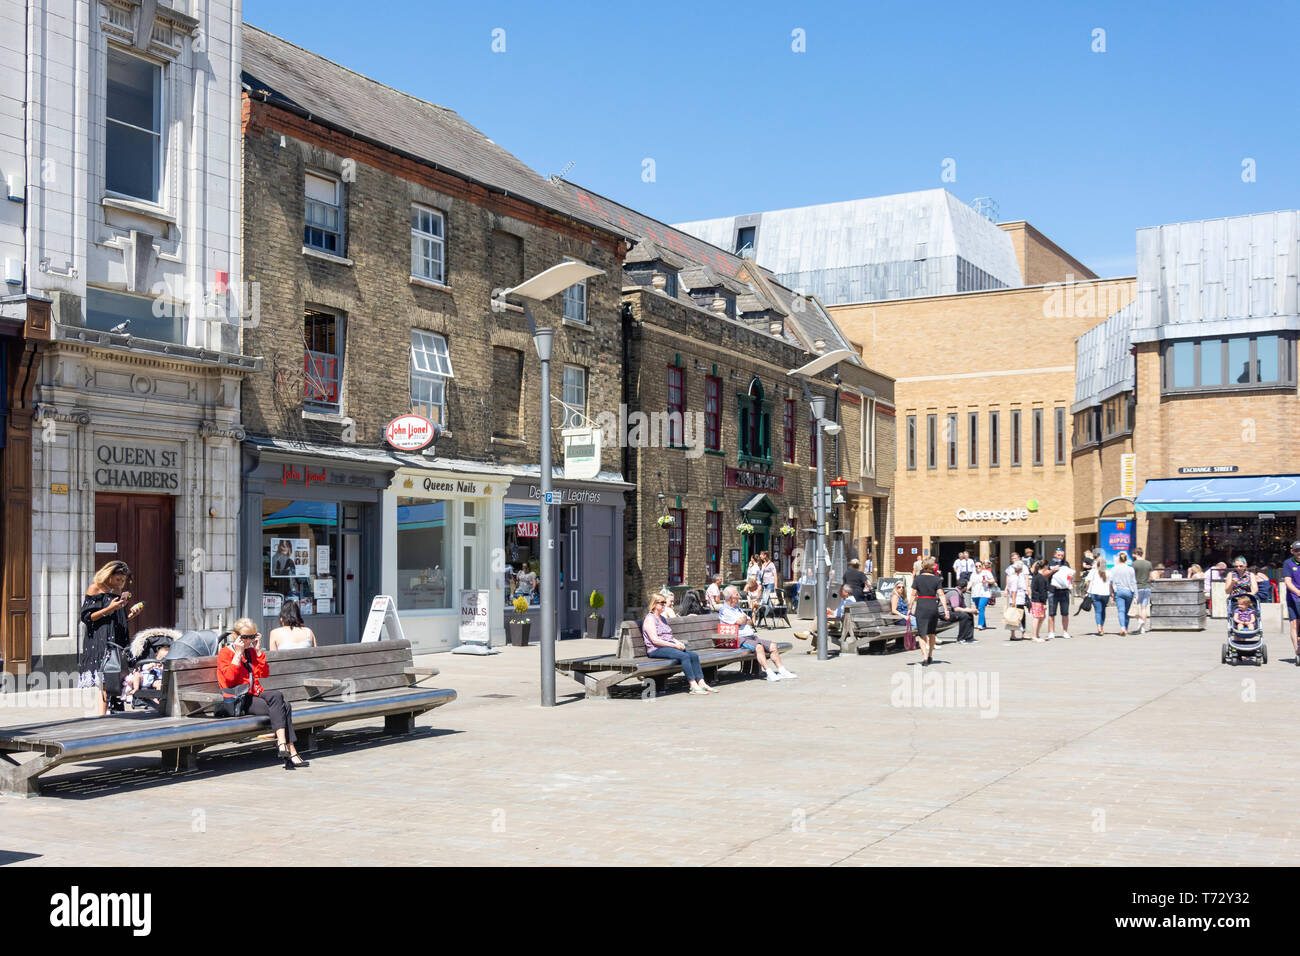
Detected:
[
  {"left": 1222, "top": 593, "right": 1266, "bottom": 666},
  {"left": 105, "top": 627, "right": 178, "bottom": 712}
]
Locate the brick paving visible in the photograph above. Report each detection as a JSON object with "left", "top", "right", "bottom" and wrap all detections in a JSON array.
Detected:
[{"left": 1, "top": 620, "right": 1298, "bottom": 866}]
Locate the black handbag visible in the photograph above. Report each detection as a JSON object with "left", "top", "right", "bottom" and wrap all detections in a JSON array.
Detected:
[
  {"left": 102, "top": 644, "right": 127, "bottom": 697},
  {"left": 214, "top": 648, "right": 257, "bottom": 718},
  {"left": 1079, "top": 594, "right": 1094, "bottom": 614}
]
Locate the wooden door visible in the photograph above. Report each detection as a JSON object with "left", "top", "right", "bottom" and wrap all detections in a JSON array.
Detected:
[{"left": 93, "top": 493, "right": 176, "bottom": 632}]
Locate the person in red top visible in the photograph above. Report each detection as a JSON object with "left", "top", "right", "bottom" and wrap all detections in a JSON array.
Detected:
[{"left": 219, "top": 618, "right": 307, "bottom": 768}]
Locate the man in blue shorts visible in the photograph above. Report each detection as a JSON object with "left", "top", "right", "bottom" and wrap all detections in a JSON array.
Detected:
[
  {"left": 1284, "top": 542, "right": 1300, "bottom": 658},
  {"left": 719, "top": 586, "right": 796, "bottom": 682}
]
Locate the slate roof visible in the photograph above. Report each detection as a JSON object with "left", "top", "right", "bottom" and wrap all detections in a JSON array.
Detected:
[
  {"left": 556, "top": 180, "right": 860, "bottom": 361},
  {"left": 240, "top": 25, "right": 628, "bottom": 241}
]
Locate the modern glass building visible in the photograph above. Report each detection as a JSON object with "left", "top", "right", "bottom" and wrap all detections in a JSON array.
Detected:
[{"left": 674, "top": 189, "right": 1024, "bottom": 305}]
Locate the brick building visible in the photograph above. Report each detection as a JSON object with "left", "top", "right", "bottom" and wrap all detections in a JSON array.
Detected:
[
  {"left": 238, "top": 27, "right": 631, "bottom": 648},
  {"left": 1074, "top": 211, "right": 1300, "bottom": 573},
  {"left": 832, "top": 230, "right": 1135, "bottom": 578},
  {"left": 551, "top": 183, "right": 896, "bottom": 608}
]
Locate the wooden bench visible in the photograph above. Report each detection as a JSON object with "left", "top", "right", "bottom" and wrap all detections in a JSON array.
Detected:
[
  {"left": 556, "top": 613, "right": 793, "bottom": 698},
  {"left": 841, "top": 598, "right": 957, "bottom": 653},
  {"left": 0, "top": 640, "right": 455, "bottom": 797}
]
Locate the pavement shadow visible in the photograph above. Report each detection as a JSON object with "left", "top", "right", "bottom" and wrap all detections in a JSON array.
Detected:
[
  {"left": 0, "top": 850, "right": 42, "bottom": 865},
  {"left": 31, "top": 725, "right": 463, "bottom": 800}
]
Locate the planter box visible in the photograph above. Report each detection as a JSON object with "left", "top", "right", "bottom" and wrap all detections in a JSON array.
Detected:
[
  {"left": 585, "top": 615, "right": 605, "bottom": 640},
  {"left": 1149, "top": 579, "right": 1206, "bottom": 631},
  {"left": 507, "top": 619, "right": 532, "bottom": 647}
]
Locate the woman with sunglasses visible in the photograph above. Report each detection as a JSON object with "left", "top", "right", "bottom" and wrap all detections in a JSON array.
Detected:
[
  {"left": 79, "top": 560, "right": 144, "bottom": 716},
  {"left": 1223, "top": 556, "right": 1258, "bottom": 600},
  {"left": 219, "top": 618, "right": 307, "bottom": 767}
]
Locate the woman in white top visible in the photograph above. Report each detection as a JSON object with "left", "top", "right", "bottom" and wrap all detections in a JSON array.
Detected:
[
  {"left": 1004, "top": 561, "right": 1028, "bottom": 640},
  {"left": 1085, "top": 560, "right": 1113, "bottom": 636},
  {"left": 746, "top": 556, "right": 761, "bottom": 585},
  {"left": 969, "top": 562, "right": 996, "bottom": 629},
  {"left": 1110, "top": 552, "right": 1139, "bottom": 636},
  {"left": 269, "top": 599, "right": 318, "bottom": 651}
]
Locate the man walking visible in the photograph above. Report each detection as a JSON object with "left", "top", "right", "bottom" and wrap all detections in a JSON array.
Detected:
[
  {"left": 1048, "top": 551, "right": 1073, "bottom": 640},
  {"left": 953, "top": 551, "right": 977, "bottom": 587},
  {"left": 1284, "top": 542, "right": 1300, "bottom": 659},
  {"left": 1130, "top": 547, "right": 1154, "bottom": 634}
]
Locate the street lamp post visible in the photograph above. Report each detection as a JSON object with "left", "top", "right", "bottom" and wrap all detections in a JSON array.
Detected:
[
  {"left": 811, "top": 395, "right": 828, "bottom": 660},
  {"left": 493, "top": 261, "right": 605, "bottom": 707},
  {"left": 534, "top": 326, "right": 556, "bottom": 705}
]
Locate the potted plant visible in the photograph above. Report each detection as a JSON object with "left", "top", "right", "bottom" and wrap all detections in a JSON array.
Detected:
[
  {"left": 736, "top": 521, "right": 755, "bottom": 535},
  {"left": 779, "top": 524, "right": 796, "bottom": 536},
  {"left": 508, "top": 596, "right": 532, "bottom": 647},
  {"left": 586, "top": 589, "right": 606, "bottom": 640},
  {"left": 656, "top": 514, "right": 676, "bottom": 529}
]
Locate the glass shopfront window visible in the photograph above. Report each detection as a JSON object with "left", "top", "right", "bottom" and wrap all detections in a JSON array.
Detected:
[
  {"left": 505, "top": 502, "right": 542, "bottom": 607},
  {"left": 397, "top": 497, "right": 450, "bottom": 610},
  {"left": 262, "top": 499, "right": 340, "bottom": 617},
  {"left": 1175, "top": 515, "right": 1296, "bottom": 571}
]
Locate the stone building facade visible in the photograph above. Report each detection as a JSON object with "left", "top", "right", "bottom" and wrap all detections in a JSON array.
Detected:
[
  {"left": 239, "top": 27, "right": 630, "bottom": 649},
  {"left": 2, "top": 0, "right": 248, "bottom": 674}
]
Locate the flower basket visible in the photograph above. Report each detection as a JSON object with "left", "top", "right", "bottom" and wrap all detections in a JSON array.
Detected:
[
  {"left": 656, "top": 514, "right": 676, "bottom": 528},
  {"left": 779, "top": 524, "right": 796, "bottom": 536},
  {"left": 736, "top": 522, "right": 755, "bottom": 535}
]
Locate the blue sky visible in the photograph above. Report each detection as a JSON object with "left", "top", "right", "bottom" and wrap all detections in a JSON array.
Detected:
[{"left": 244, "top": 0, "right": 1299, "bottom": 276}]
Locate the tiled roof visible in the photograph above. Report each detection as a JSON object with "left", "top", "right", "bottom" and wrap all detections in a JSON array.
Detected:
[{"left": 241, "top": 25, "right": 627, "bottom": 240}]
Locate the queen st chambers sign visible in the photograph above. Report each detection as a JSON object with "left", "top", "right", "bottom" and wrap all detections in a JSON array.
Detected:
[{"left": 94, "top": 440, "right": 182, "bottom": 493}]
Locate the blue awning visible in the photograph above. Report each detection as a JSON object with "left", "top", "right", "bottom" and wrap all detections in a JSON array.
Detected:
[{"left": 1135, "top": 474, "right": 1300, "bottom": 513}]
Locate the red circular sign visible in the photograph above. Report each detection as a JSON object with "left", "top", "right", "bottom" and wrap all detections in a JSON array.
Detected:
[{"left": 385, "top": 414, "right": 435, "bottom": 451}]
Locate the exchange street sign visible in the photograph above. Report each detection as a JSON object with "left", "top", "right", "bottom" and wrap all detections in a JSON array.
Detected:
[{"left": 1177, "top": 466, "right": 1239, "bottom": 474}]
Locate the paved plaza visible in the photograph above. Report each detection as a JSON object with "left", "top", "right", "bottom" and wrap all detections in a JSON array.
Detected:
[{"left": 1, "top": 619, "right": 1298, "bottom": 867}]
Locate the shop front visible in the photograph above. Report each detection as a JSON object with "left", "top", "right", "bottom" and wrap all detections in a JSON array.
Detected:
[
  {"left": 241, "top": 439, "right": 393, "bottom": 646},
  {"left": 1136, "top": 474, "right": 1300, "bottom": 573},
  {"left": 900, "top": 500, "right": 1070, "bottom": 581},
  {"left": 382, "top": 464, "right": 516, "bottom": 653},
  {"left": 504, "top": 474, "right": 629, "bottom": 640}
]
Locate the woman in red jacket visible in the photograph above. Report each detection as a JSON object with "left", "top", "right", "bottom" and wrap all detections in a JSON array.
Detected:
[{"left": 219, "top": 618, "right": 307, "bottom": 768}]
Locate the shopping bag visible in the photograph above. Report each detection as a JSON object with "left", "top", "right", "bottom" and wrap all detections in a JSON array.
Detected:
[
  {"left": 903, "top": 618, "right": 918, "bottom": 651},
  {"left": 714, "top": 621, "right": 740, "bottom": 649},
  {"left": 1002, "top": 604, "right": 1024, "bottom": 627}
]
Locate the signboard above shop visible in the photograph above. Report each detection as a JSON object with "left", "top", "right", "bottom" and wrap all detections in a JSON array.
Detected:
[
  {"left": 1177, "top": 466, "right": 1239, "bottom": 474},
  {"left": 385, "top": 414, "right": 436, "bottom": 451},
  {"left": 93, "top": 440, "right": 182, "bottom": 493},
  {"left": 725, "top": 467, "right": 784, "bottom": 494},
  {"left": 562, "top": 426, "right": 601, "bottom": 481}
]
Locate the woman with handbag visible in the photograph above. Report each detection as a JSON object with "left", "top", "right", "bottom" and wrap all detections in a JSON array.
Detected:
[
  {"left": 218, "top": 619, "right": 307, "bottom": 768},
  {"left": 909, "top": 556, "right": 951, "bottom": 666},
  {"left": 1003, "top": 560, "right": 1028, "bottom": 640},
  {"left": 1085, "top": 561, "right": 1112, "bottom": 636},
  {"left": 79, "top": 560, "right": 144, "bottom": 716}
]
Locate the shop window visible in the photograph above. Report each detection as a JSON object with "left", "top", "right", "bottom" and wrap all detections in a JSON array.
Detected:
[
  {"left": 667, "top": 508, "right": 686, "bottom": 585},
  {"left": 967, "top": 411, "right": 978, "bottom": 467},
  {"left": 562, "top": 365, "right": 587, "bottom": 430},
  {"left": 926, "top": 414, "right": 937, "bottom": 469},
  {"left": 492, "top": 347, "right": 524, "bottom": 440},
  {"left": 262, "top": 499, "right": 341, "bottom": 618},
  {"left": 1162, "top": 334, "right": 1296, "bottom": 393},
  {"left": 705, "top": 376, "right": 722, "bottom": 452},
  {"left": 706, "top": 510, "right": 721, "bottom": 577},
  {"left": 396, "top": 497, "right": 450, "bottom": 610},
  {"left": 304, "top": 171, "right": 343, "bottom": 254},
  {"left": 989, "top": 410, "right": 1000, "bottom": 467},
  {"left": 106, "top": 47, "right": 162, "bottom": 203},
  {"left": 1009, "top": 409, "right": 1021, "bottom": 467},
  {"left": 411, "top": 205, "right": 446, "bottom": 283},
  {"left": 304, "top": 309, "right": 343, "bottom": 411},
  {"left": 505, "top": 502, "right": 543, "bottom": 606},
  {"left": 666, "top": 365, "right": 684, "bottom": 445},
  {"left": 411, "top": 329, "right": 453, "bottom": 426},
  {"left": 906, "top": 415, "right": 917, "bottom": 470}
]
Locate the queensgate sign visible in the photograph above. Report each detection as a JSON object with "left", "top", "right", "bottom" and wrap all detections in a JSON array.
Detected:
[{"left": 956, "top": 507, "right": 1031, "bottom": 524}]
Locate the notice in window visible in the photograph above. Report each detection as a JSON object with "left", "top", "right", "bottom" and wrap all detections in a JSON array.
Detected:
[
  {"left": 270, "top": 538, "right": 311, "bottom": 578},
  {"left": 314, "top": 577, "right": 334, "bottom": 600},
  {"left": 317, "top": 545, "right": 331, "bottom": 576}
]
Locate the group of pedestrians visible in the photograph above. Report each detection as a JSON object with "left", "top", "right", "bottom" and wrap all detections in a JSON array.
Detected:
[{"left": 78, "top": 560, "right": 314, "bottom": 769}]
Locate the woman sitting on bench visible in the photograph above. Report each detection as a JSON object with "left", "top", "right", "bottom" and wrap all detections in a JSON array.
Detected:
[
  {"left": 642, "top": 594, "right": 716, "bottom": 695},
  {"left": 219, "top": 619, "right": 308, "bottom": 768}
]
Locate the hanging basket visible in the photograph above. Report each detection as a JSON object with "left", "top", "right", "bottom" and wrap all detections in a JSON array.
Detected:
[
  {"left": 779, "top": 524, "right": 796, "bottom": 536},
  {"left": 736, "top": 522, "right": 755, "bottom": 535},
  {"left": 656, "top": 514, "right": 676, "bottom": 528}
]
